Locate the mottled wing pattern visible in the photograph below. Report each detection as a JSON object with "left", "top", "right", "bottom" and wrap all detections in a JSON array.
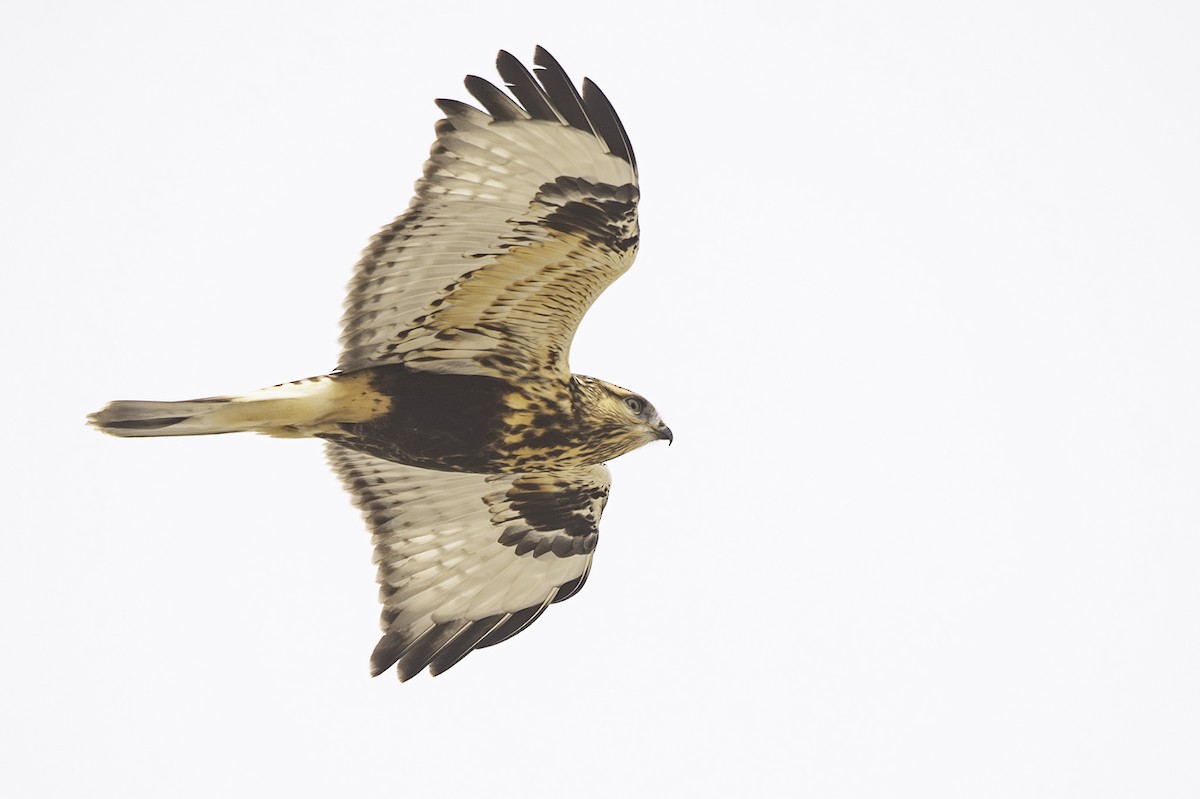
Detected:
[
  {"left": 338, "top": 47, "right": 639, "bottom": 380},
  {"left": 326, "top": 443, "right": 609, "bottom": 681}
]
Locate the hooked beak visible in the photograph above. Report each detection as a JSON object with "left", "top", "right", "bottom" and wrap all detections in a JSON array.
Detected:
[{"left": 657, "top": 424, "right": 673, "bottom": 446}]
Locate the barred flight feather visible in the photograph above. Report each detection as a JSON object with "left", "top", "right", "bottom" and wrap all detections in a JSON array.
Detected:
[
  {"left": 337, "top": 48, "right": 639, "bottom": 380},
  {"left": 328, "top": 443, "right": 604, "bottom": 681}
]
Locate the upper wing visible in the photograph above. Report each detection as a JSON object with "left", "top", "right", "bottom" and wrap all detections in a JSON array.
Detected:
[
  {"left": 338, "top": 47, "right": 639, "bottom": 380},
  {"left": 326, "top": 443, "right": 610, "bottom": 681}
]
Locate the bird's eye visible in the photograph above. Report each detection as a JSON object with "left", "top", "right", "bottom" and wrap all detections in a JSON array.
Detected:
[{"left": 623, "top": 397, "right": 644, "bottom": 415}]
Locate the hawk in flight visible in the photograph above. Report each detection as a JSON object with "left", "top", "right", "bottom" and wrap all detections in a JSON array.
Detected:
[{"left": 89, "top": 48, "right": 670, "bottom": 681}]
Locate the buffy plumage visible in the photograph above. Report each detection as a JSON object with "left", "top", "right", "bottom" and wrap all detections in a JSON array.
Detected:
[{"left": 88, "top": 48, "right": 670, "bottom": 682}]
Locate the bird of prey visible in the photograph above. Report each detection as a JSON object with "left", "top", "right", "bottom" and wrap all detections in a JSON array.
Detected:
[{"left": 89, "top": 48, "right": 670, "bottom": 682}]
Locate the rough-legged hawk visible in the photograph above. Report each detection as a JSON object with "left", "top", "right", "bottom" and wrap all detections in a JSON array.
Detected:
[{"left": 90, "top": 48, "right": 670, "bottom": 681}]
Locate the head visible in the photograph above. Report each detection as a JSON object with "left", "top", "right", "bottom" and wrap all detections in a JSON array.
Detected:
[{"left": 573, "top": 375, "right": 672, "bottom": 461}]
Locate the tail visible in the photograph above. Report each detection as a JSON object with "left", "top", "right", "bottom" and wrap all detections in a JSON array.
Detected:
[
  {"left": 89, "top": 397, "right": 245, "bottom": 437},
  {"left": 88, "top": 373, "right": 387, "bottom": 438}
]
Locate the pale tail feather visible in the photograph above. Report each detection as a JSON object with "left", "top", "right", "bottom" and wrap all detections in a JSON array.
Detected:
[{"left": 87, "top": 376, "right": 378, "bottom": 438}]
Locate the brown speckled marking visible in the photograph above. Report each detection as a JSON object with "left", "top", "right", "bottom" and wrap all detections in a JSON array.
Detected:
[{"left": 315, "top": 364, "right": 659, "bottom": 477}]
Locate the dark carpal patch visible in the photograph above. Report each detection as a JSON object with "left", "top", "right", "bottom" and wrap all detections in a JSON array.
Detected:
[
  {"left": 538, "top": 177, "right": 639, "bottom": 253},
  {"left": 494, "top": 474, "right": 608, "bottom": 557}
]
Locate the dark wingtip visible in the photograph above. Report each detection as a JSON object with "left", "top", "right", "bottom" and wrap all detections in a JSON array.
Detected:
[
  {"left": 495, "top": 48, "right": 560, "bottom": 123},
  {"left": 369, "top": 632, "right": 405, "bottom": 679},
  {"left": 427, "top": 615, "right": 505, "bottom": 676},
  {"left": 435, "top": 97, "right": 474, "bottom": 116},
  {"left": 528, "top": 48, "right": 637, "bottom": 172},
  {"left": 582, "top": 77, "right": 637, "bottom": 173},
  {"left": 464, "top": 74, "right": 527, "bottom": 121},
  {"left": 496, "top": 48, "right": 519, "bottom": 69}
]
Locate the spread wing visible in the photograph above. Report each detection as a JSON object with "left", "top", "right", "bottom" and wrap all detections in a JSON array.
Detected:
[
  {"left": 326, "top": 443, "right": 610, "bottom": 681},
  {"left": 337, "top": 47, "right": 639, "bottom": 381}
]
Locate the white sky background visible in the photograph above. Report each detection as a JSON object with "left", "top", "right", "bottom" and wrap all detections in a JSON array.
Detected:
[{"left": 2, "top": 1, "right": 1198, "bottom": 796}]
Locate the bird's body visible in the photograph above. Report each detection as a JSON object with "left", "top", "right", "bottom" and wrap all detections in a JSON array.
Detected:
[
  {"left": 93, "top": 364, "right": 664, "bottom": 473},
  {"left": 90, "top": 48, "right": 669, "bottom": 681}
]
